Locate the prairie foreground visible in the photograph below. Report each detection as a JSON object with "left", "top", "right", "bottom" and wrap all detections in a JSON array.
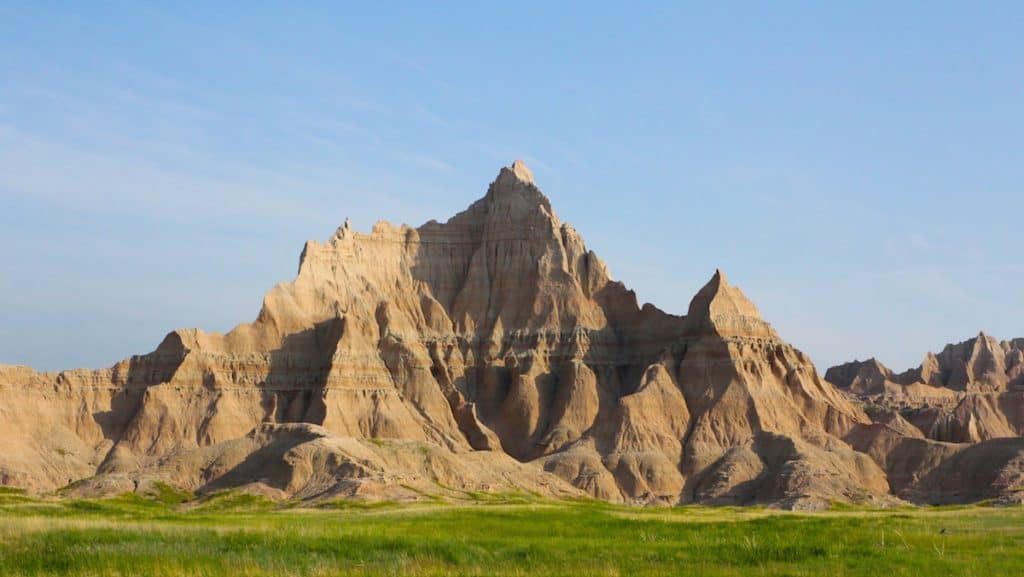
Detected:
[{"left": 1, "top": 489, "right": 1022, "bottom": 576}]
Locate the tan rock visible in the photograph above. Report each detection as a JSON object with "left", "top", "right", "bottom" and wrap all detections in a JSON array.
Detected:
[{"left": 0, "top": 161, "right": 1014, "bottom": 506}]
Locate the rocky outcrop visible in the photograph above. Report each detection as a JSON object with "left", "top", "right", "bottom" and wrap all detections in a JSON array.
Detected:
[
  {"left": 1, "top": 161, "right": 1018, "bottom": 506},
  {"left": 830, "top": 334, "right": 1024, "bottom": 395},
  {"left": 829, "top": 335, "right": 1024, "bottom": 504},
  {"left": 825, "top": 358, "right": 898, "bottom": 396},
  {"left": 827, "top": 335, "right": 1024, "bottom": 444}
]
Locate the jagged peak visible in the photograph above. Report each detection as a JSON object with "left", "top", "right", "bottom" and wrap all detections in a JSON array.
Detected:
[
  {"left": 431, "top": 161, "right": 557, "bottom": 231},
  {"left": 687, "top": 269, "right": 760, "bottom": 320},
  {"left": 332, "top": 217, "right": 354, "bottom": 240},
  {"left": 684, "top": 269, "right": 777, "bottom": 339},
  {"left": 859, "top": 357, "right": 893, "bottom": 377},
  {"left": 835, "top": 357, "right": 890, "bottom": 374},
  {"left": 489, "top": 160, "right": 551, "bottom": 211},
  {"left": 495, "top": 159, "right": 538, "bottom": 187},
  {"left": 973, "top": 331, "right": 1001, "bottom": 349},
  {"left": 509, "top": 159, "right": 534, "bottom": 184}
]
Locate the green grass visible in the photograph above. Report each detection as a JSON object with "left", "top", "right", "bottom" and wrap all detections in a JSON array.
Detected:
[
  {"left": 146, "top": 482, "right": 193, "bottom": 506},
  {"left": 0, "top": 492, "right": 1022, "bottom": 576},
  {"left": 187, "top": 490, "right": 278, "bottom": 513}
]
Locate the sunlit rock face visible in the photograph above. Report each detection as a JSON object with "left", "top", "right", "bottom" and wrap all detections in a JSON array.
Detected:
[
  {"left": 1, "top": 161, "right": 1019, "bottom": 507},
  {"left": 827, "top": 335, "right": 1024, "bottom": 445},
  {"left": 827, "top": 335, "right": 1024, "bottom": 504}
]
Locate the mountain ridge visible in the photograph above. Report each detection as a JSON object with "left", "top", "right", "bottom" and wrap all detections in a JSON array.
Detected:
[{"left": 1, "top": 161, "right": 1021, "bottom": 508}]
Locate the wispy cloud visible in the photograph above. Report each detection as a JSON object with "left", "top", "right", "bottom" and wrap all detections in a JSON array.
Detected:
[
  {"left": 0, "top": 123, "right": 373, "bottom": 227},
  {"left": 409, "top": 154, "right": 453, "bottom": 173},
  {"left": 520, "top": 155, "right": 553, "bottom": 174},
  {"left": 873, "top": 266, "right": 979, "bottom": 306},
  {"left": 905, "top": 232, "right": 931, "bottom": 252},
  {"left": 410, "top": 101, "right": 452, "bottom": 130}
]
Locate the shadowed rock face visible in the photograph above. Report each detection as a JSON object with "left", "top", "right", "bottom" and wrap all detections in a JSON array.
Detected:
[{"left": 0, "top": 162, "right": 1018, "bottom": 507}]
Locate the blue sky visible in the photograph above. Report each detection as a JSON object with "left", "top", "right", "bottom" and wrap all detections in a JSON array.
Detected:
[{"left": 1, "top": 2, "right": 1022, "bottom": 372}]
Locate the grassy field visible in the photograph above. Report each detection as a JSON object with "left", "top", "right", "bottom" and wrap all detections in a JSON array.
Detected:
[{"left": 1, "top": 488, "right": 1022, "bottom": 576}]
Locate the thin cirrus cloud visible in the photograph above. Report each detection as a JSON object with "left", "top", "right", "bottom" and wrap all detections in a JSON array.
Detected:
[{"left": 1, "top": 2, "right": 1023, "bottom": 374}]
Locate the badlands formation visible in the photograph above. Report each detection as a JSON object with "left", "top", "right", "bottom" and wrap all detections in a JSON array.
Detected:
[
  {"left": 826, "top": 336, "right": 1024, "bottom": 503},
  {"left": 1, "top": 161, "right": 1021, "bottom": 508}
]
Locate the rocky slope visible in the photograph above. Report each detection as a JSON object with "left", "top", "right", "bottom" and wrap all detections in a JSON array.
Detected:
[
  {"left": 1, "top": 161, "right": 1020, "bottom": 507},
  {"left": 826, "top": 334, "right": 1024, "bottom": 443},
  {"left": 828, "top": 334, "right": 1024, "bottom": 503}
]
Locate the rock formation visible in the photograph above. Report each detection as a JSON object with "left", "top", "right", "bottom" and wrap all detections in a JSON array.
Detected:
[
  {"left": 829, "top": 334, "right": 1024, "bottom": 503},
  {"left": 827, "top": 334, "right": 1024, "bottom": 395},
  {"left": 0, "top": 161, "right": 1020, "bottom": 507}
]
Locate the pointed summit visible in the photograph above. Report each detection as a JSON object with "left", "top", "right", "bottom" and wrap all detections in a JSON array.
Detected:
[
  {"left": 510, "top": 159, "right": 534, "bottom": 184},
  {"left": 686, "top": 269, "right": 758, "bottom": 319},
  {"left": 482, "top": 160, "right": 553, "bottom": 220},
  {"left": 494, "top": 159, "right": 537, "bottom": 187},
  {"left": 684, "top": 269, "right": 777, "bottom": 339}
]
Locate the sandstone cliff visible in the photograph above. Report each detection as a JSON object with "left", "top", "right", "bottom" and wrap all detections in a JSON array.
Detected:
[{"left": 1, "top": 162, "right": 1018, "bottom": 506}]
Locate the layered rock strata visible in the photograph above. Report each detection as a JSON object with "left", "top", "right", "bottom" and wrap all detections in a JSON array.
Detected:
[
  {"left": 829, "top": 334, "right": 1024, "bottom": 503},
  {"left": 1, "top": 161, "right": 1018, "bottom": 506}
]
